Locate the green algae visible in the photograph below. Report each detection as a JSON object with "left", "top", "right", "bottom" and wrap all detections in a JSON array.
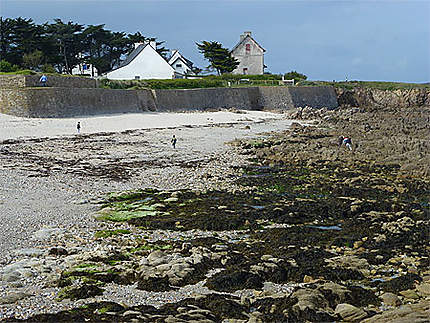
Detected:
[
  {"left": 97, "top": 210, "right": 158, "bottom": 222},
  {"left": 95, "top": 229, "right": 131, "bottom": 238}
]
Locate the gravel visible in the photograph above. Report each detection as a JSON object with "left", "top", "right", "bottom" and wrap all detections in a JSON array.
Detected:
[{"left": 0, "top": 110, "right": 298, "bottom": 319}]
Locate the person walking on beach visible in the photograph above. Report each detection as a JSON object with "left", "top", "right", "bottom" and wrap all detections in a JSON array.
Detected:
[
  {"left": 171, "top": 135, "right": 177, "bottom": 149},
  {"left": 338, "top": 136, "right": 353, "bottom": 151},
  {"left": 77, "top": 121, "right": 81, "bottom": 134},
  {"left": 39, "top": 74, "right": 47, "bottom": 87}
]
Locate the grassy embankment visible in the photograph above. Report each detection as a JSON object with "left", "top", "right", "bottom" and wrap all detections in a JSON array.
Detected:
[{"left": 1, "top": 70, "right": 428, "bottom": 90}]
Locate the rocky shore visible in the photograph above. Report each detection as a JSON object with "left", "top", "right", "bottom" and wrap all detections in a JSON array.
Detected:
[{"left": 0, "top": 104, "right": 429, "bottom": 322}]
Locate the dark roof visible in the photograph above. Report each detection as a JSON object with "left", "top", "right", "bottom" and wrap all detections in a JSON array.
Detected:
[
  {"left": 231, "top": 35, "right": 265, "bottom": 53},
  {"left": 120, "top": 44, "right": 146, "bottom": 67},
  {"left": 170, "top": 51, "right": 194, "bottom": 68}
]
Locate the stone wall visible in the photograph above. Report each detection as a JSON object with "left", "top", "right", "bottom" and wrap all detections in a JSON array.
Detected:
[
  {"left": 0, "top": 86, "right": 339, "bottom": 118},
  {"left": 0, "top": 75, "right": 96, "bottom": 89},
  {"left": 0, "top": 88, "right": 155, "bottom": 117},
  {"left": 0, "top": 89, "right": 29, "bottom": 116},
  {"left": 154, "top": 87, "right": 262, "bottom": 111},
  {"left": 0, "top": 76, "right": 27, "bottom": 89}
]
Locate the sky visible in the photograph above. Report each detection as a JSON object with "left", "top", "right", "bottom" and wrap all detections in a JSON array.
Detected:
[{"left": 1, "top": 0, "right": 429, "bottom": 82}]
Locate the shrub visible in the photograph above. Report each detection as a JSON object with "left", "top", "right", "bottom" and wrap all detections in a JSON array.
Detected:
[
  {"left": 0, "top": 60, "right": 19, "bottom": 72},
  {"left": 42, "top": 64, "right": 57, "bottom": 73},
  {"left": 284, "top": 71, "right": 307, "bottom": 83}
]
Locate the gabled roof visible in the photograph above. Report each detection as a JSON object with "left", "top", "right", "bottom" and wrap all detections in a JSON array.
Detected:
[
  {"left": 168, "top": 50, "right": 194, "bottom": 69},
  {"left": 108, "top": 42, "right": 170, "bottom": 73},
  {"left": 119, "top": 43, "right": 147, "bottom": 68},
  {"left": 231, "top": 34, "right": 265, "bottom": 53},
  {"left": 171, "top": 56, "right": 194, "bottom": 70}
]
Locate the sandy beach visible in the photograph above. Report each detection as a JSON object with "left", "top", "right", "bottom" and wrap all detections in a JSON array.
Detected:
[{"left": 0, "top": 110, "right": 286, "bottom": 141}]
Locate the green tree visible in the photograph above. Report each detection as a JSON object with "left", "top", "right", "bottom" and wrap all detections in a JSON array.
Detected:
[
  {"left": 23, "top": 50, "right": 43, "bottom": 70},
  {"left": 196, "top": 41, "right": 239, "bottom": 75},
  {"left": 46, "top": 19, "right": 84, "bottom": 74},
  {"left": 0, "top": 17, "right": 16, "bottom": 63},
  {"left": 0, "top": 17, "right": 44, "bottom": 66}
]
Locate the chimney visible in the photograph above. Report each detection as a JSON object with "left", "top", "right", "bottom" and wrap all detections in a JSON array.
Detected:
[
  {"left": 240, "top": 31, "right": 252, "bottom": 41},
  {"left": 134, "top": 42, "right": 144, "bottom": 49}
]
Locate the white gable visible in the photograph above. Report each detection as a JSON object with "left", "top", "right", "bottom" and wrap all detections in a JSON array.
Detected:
[
  {"left": 106, "top": 45, "right": 174, "bottom": 80},
  {"left": 169, "top": 50, "right": 194, "bottom": 76}
]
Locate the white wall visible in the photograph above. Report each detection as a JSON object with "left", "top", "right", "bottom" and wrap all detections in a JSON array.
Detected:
[
  {"left": 106, "top": 45, "right": 174, "bottom": 80},
  {"left": 72, "top": 63, "right": 98, "bottom": 77},
  {"left": 171, "top": 57, "right": 192, "bottom": 75}
]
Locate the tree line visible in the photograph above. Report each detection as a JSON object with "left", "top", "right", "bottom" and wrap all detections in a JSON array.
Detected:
[{"left": 0, "top": 17, "right": 168, "bottom": 74}]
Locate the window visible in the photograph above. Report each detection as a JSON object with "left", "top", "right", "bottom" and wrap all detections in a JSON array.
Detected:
[
  {"left": 176, "top": 64, "right": 182, "bottom": 68},
  {"left": 243, "top": 68, "right": 248, "bottom": 75},
  {"left": 245, "top": 43, "right": 251, "bottom": 54},
  {"left": 135, "top": 76, "right": 140, "bottom": 80}
]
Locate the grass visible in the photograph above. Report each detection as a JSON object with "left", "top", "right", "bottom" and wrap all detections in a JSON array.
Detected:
[{"left": 0, "top": 70, "right": 35, "bottom": 75}]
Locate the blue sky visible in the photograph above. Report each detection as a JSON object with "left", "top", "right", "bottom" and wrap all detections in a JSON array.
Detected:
[{"left": 1, "top": 0, "right": 429, "bottom": 82}]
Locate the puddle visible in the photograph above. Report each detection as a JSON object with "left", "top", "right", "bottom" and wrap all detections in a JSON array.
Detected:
[{"left": 243, "top": 204, "right": 266, "bottom": 210}]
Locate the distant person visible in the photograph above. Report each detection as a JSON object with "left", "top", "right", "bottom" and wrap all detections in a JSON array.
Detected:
[
  {"left": 39, "top": 74, "right": 47, "bottom": 87},
  {"left": 171, "top": 135, "right": 177, "bottom": 149},
  {"left": 338, "top": 136, "right": 353, "bottom": 151},
  {"left": 77, "top": 121, "right": 81, "bottom": 134}
]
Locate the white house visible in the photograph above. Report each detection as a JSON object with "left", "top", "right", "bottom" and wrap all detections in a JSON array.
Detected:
[
  {"left": 231, "top": 31, "right": 265, "bottom": 75},
  {"left": 105, "top": 41, "right": 174, "bottom": 80},
  {"left": 71, "top": 62, "right": 98, "bottom": 77},
  {"left": 70, "top": 53, "right": 99, "bottom": 77},
  {"left": 168, "top": 50, "right": 195, "bottom": 78}
]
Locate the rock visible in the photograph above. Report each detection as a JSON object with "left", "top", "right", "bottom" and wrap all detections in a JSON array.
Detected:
[
  {"left": 2, "top": 271, "right": 22, "bottom": 282},
  {"left": 303, "top": 275, "right": 316, "bottom": 283},
  {"left": 57, "top": 284, "right": 104, "bottom": 300},
  {"left": 31, "top": 227, "right": 63, "bottom": 240},
  {"left": 335, "top": 303, "right": 368, "bottom": 321},
  {"left": 362, "top": 300, "right": 430, "bottom": 323},
  {"left": 292, "top": 288, "right": 329, "bottom": 313},
  {"left": 48, "top": 247, "right": 68, "bottom": 256},
  {"left": 381, "top": 292, "right": 401, "bottom": 306},
  {"left": 123, "top": 310, "right": 143, "bottom": 316},
  {"left": 0, "top": 291, "right": 32, "bottom": 304},
  {"left": 399, "top": 289, "right": 419, "bottom": 300},
  {"left": 164, "top": 197, "right": 179, "bottom": 203},
  {"left": 416, "top": 283, "right": 430, "bottom": 296},
  {"left": 14, "top": 248, "right": 45, "bottom": 257},
  {"left": 147, "top": 250, "right": 168, "bottom": 266},
  {"left": 318, "top": 282, "right": 351, "bottom": 306},
  {"left": 325, "top": 255, "right": 370, "bottom": 275}
]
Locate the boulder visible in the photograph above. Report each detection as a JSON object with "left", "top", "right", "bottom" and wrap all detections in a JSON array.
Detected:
[
  {"left": 335, "top": 303, "right": 368, "bottom": 321},
  {"left": 380, "top": 292, "right": 401, "bottom": 306}
]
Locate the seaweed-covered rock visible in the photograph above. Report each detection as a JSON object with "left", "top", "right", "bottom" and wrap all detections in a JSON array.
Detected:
[{"left": 205, "top": 270, "right": 263, "bottom": 292}]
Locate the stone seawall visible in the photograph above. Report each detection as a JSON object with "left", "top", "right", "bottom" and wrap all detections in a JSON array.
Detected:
[
  {"left": 0, "top": 86, "right": 338, "bottom": 118},
  {"left": 154, "top": 87, "right": 262, "bottom": 111},
  {"left": 258, "top": 86, "right": 338, "bottom": 110},
  {"left": 0, "top": 88, "right": 155, "bottom": 117},
  {"left": 0, "top": 75, "right": 96, "bottom": 89}
]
